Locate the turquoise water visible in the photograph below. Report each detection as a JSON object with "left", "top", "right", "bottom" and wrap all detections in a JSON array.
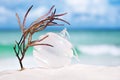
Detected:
[{"left": 0, "top": 30, "right": 120, "bottom": 66}]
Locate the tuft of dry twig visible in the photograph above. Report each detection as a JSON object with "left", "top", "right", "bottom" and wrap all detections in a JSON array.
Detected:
[{"left": 13, "top": 5, "right": 70, "bottom": 71}]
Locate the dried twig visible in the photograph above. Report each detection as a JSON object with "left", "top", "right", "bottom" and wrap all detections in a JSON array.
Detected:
[{"left": 13, "top": 5, "right": 70, "bottom": 71}]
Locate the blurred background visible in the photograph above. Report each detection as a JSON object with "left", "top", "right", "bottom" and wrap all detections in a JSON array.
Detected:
[{"left": 0, "top": 0, "right": 120, "bottom": 68}]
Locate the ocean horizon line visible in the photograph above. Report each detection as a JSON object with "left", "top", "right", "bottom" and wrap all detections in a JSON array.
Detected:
[{"left": 1, "top": 27, "right": 120, "bottom": 32}]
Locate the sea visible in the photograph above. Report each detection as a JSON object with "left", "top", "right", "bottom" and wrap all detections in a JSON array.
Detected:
[{"left": 0, "top": 30, "right": 120, "bottom": 66}]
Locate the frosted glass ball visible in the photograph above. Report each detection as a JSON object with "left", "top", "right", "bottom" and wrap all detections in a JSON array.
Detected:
[{"left": 33, "top": 30, "right": 74, "bottom": 68}]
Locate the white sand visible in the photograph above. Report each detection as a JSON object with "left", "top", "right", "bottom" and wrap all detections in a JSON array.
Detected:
[{"left": 0, "top": 64, "right": 120, "bottom": 80}]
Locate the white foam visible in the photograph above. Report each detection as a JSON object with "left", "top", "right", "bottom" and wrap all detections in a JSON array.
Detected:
[{"left": 78, "top": 45, "right": 120, "bottom": 56}]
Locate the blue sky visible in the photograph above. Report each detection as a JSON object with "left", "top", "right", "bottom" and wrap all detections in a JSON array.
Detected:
[{"left": 0, "top": 0, "right": 120, "bottom": 30}]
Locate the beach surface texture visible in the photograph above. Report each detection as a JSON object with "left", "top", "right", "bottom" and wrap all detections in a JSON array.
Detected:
[{"left": 0, "top": 64, "right": 120, "bottom": 80}]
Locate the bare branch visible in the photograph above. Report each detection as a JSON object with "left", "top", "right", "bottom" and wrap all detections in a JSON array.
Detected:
[
  {"left": 13, "top": 5, "right": 69, "bottom": 71},
  {"left": 30, "top": 5, "right": 55, "bottom": 26},
  {"left": 30, "top": 35, "right": 49, "bottom": 44},
  {"left": 54, "top": 18, "right": 70, "bottom": 25},
  {"left": 47, "top": 22, "right": 65, "bottom": 26},
  {"left": 16, "top": 13, "right": 24, "bottom": 32},
  {"left": 29, "top": 43, "right": 53, "bottom": 47},
  {"left": 54, "top": 12, "right": 67, "bottom": 17},
  {"left": 23, "top": 5, "right": 33, "bottom": 31}
]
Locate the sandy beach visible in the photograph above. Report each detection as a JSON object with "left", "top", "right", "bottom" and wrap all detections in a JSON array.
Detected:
[{"left": 0, "top": 63, "right": 120, "bottom": 80}]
